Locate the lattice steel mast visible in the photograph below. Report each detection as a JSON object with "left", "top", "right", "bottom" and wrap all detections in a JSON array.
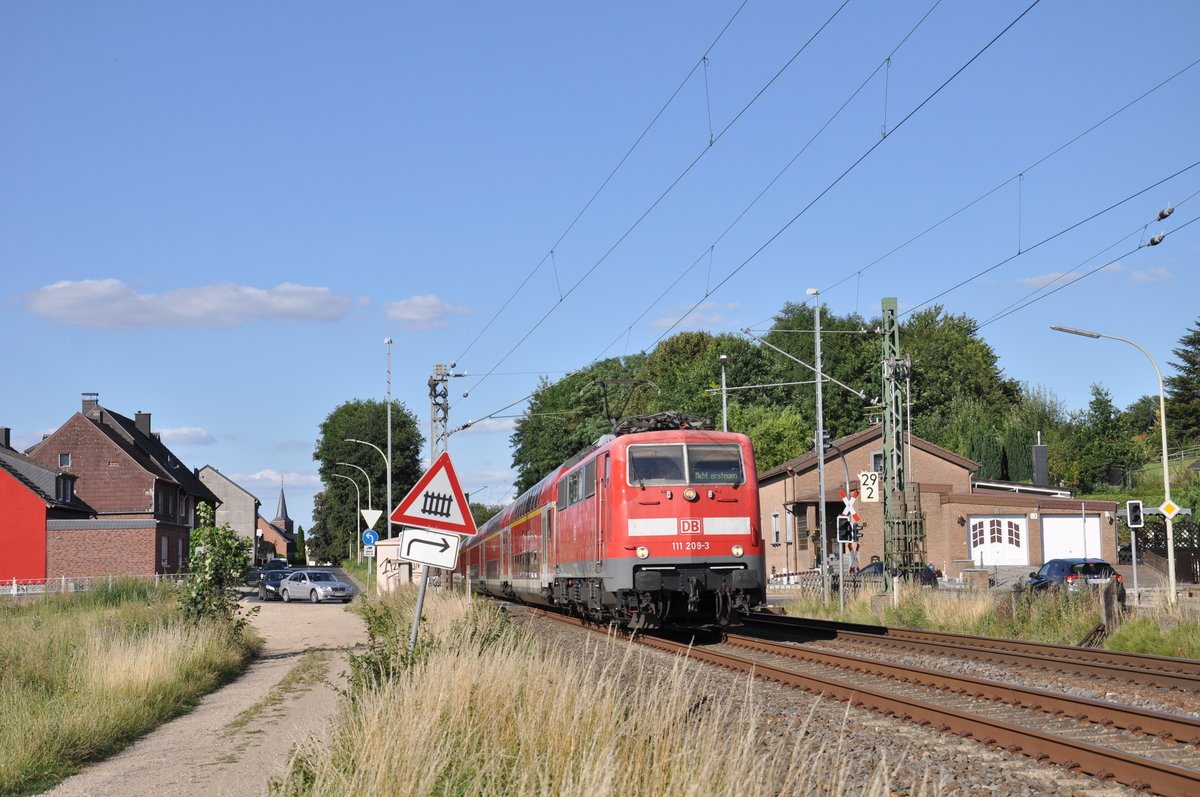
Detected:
[{"left": 880, "top": 297, "right": 927, "bottom": 579}]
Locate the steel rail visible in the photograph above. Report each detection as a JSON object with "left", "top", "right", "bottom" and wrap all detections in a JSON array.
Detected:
[
  {"left": 529, "top": 609, "right": 1200, "bottom": 795},
  {"left": 720, "top": 631, "right": 1200, "bottom": 744},
  {"left": 748, "top": 613, "right": 1200, "bottom": 691}
]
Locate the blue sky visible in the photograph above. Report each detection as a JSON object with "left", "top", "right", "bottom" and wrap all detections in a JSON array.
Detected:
[{"left": 4, "top": 1, "right": 1198, "bottom": 532}]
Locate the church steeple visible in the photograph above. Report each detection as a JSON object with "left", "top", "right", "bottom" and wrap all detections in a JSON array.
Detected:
[{"left": 273, "top": 481, "right": 294, "bottom": 536}]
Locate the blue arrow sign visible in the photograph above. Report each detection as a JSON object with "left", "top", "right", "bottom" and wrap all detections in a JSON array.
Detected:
[{"left": 363, "top": 529, "right": 379, "bottom": 546}]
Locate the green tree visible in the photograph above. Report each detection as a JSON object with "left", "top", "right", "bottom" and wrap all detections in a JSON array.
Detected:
[
  {"left": 310, "top": 399, "right": 423, "bottom": 564},
  {"left": 729, "top": 403, "right": 811, "bottom": 472},
  {"left": 1166, "top": 318, "right": 1200, "bottom": 445},
  {"left": 1064, "top": 384, "right": 1145, "bottom": 491},
  {"left": 469, "top": 502, "right": 504, "bottom": 528},
  {"left": 181, "top": 503, "right": 251, "bottom": 628},
  {"left": 292, "top": 525, "right": 307, "bottom": 565}
]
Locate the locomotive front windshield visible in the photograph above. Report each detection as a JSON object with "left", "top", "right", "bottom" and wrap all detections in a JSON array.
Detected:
[{"left": 627, "top": 443, "right": 744, "bottom": 486}]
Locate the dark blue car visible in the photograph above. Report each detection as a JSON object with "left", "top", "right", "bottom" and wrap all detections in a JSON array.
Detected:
[{"left": 1025, "top": 558, "right": 1124, "bottom": 602}]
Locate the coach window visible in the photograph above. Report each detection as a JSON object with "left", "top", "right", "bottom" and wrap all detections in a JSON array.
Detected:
[{"left": 583, "top": 458, "right": 597, "bottom": 499}]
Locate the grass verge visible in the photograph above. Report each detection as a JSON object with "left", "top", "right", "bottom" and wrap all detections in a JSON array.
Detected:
[
  {"left": 273, "top": 590, "right": 935, "bottom": 796},
  {"left": 0, "top": 579, "right": 258, "bottom": 795}
]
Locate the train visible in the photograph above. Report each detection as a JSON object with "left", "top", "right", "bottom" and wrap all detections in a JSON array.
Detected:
[{"left": 460, "top": 414, "right": 766, "bottom": 629}]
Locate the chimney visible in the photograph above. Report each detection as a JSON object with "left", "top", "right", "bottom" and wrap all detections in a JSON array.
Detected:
[
  {"left": 82, "top": 392, "right": 100, "bottom": 414},
  {"left": 1032, "top": 444, "right": 1048, "bottom": 486},
  {"left": 0, "top": 427, "right": 9, "bottom": 449},
  {"left": 135, "top": 412, "right": 151, "bottom": 436}
]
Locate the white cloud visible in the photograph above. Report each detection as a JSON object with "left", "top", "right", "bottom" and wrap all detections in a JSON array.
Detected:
[
  {"left": 1131, "top": 267, "right": 1173, "bottom": 283},
  {"left": 158, "top": 426, "right": 216, "bottom": 446},
  {"left": 456, "top": 418, "right": 517, "bottom": 435},
  {"left": 26, "top": 279, "right": 352, "bottom": 329},
  {"left": 1018, "top": 271, "right": 1081, "bottom": 288},
  {"left": 652, "top": 302, "right": 725, "bottom": 329},
  {"left": 233, "top": 469, "right": 323, "bottom": 490},
  {"left": 385, "top": 295, "right": 470, "bottom": 329}
]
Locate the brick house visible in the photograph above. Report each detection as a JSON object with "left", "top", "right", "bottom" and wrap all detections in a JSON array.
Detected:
[
  {"left": 25, "top": 394, "right": 219, "bottom": 578},
  {"left": 255, "top": 487, "right": 296, "bottom": 561},
  {"left": 198, "top": 465, "right": 261, "bottom": 542},
  {"left": 0, "top": 427, "right": 93, "bottom": 582},
  {"left": 758, "top": 425, "right": 1118, "bottom": 581}
]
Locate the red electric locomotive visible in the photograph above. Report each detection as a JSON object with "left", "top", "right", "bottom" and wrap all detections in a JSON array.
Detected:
[{"left": 461, "top": 417, "right": 766, "bottom": 629}]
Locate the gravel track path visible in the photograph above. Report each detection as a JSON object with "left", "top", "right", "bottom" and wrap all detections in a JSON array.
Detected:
[{"left": 40, "top": 590, "right": 366, "bottom": 797}]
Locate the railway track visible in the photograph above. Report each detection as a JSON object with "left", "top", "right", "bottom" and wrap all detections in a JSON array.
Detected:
[
  {"left": 532, "top": 609, "right": 1200, "bottom": 795},
  {"left": 746, "top": 612, "right": 1200, "bottom": 693}
]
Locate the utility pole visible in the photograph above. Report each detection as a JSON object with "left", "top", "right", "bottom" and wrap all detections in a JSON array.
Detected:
[
  {"left": 807, "top": 288, "right": 830, "bottom": 602},
  {"left": 880, "top": 297, "right": 926, "bottom": 589}
]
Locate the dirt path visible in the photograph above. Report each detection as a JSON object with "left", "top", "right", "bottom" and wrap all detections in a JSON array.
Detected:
[{"left": 42, "top": 587, "right": 367, "bottom": 797}]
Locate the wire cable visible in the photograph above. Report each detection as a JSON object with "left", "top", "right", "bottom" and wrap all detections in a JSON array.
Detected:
[{"left": 451, "top": 0, "right": 752, "bottom": 368}]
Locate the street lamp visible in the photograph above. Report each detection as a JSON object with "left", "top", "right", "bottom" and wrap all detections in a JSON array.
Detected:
[
  {"left": 346, "top": 438, "right": 391, "bottom": 537},
  {"left": 254, "top": 528, "right": 263, "bottom": 566},
  {"left": 336, "top": 462, "right": 373, "bottom": 509},
  {"left": 807, "top": 287, "right": 830, "bottom": 601},
  {"left": 331, "top": 473, "right": 363, "bottom": 563},
  {"left": 1050, "top": 325, "right": 1176, "bottom": 604},
  {"left": 385, "top": 338, "right": 394, "bottom": 542}
]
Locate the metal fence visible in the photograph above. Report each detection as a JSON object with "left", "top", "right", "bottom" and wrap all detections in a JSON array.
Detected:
[
  {"left": 768, "top": 571, "right": 886, "bottom": 596},
  {"left": 4, "top": 573, "right": 192, "bottom": 597}
]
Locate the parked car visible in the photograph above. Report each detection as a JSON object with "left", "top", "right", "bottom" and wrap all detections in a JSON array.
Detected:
[
  {"left": 279, "top": 570, "right": 356, "bottom": 604},
  {"left": 1025, "top": 558, "right": 1125, "bottom": 602},
  {"left": 243, "top": 557, "right": 291, "bottom": 586},
  {"left": 256, "top": 569, "right": 289, "bottom": 601},
  {"left": 847, "top": 560, "right": 941, "bottom": 587}
]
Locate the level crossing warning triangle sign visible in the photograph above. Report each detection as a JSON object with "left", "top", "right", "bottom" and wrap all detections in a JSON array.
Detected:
[{"left": 389, "top": 452, "right": 479, "bottom": 536}]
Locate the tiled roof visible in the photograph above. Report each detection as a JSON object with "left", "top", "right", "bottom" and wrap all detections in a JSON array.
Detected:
[
  {"left": 0, "top": 446, "right": 93, "bottom": 512},
  {"left": 90, "top": 407, "right": 220, "bottom": 504},
  {"left": 758, "top": 424, "right": 979, "bottom": 482}
]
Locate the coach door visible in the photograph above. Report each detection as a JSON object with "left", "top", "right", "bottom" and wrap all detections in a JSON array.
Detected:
[
  {"left": 596, "top": 453, "right": 609, "bottom": 570},
  {"left": 541, "top": 508, "right": 554, "bottom": 586}
]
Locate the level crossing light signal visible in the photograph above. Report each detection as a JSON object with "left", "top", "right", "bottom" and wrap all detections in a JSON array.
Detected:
[
  {"left": 1126, "top": 500, "right": 1144, "bottom": 528},
  {"left": 836, "top": 515, "right": 855, "bottom": 543}
]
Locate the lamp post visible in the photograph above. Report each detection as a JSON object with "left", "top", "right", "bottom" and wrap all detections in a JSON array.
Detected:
[
  {"left": 719, "top": 354, "right": 729, "bottom": 432},
  {"left": 1050, "top": 325, "right": 1176, "bottom": 604},
  {"left": 385, "top": 338, "right": 394, "bottom": 541},
  {"left": 337, "top": 462, "right": 373, "bottom": 509},
  {"left": 254, "top": 528, "right": 262, "bottom": 566},
  {"left": 807, "top": 287, "right": 830, "bottom": 602},
  {"left": 331, "top": 473, "right": 362, "bottom": 564},
  {"left": 347, "top": 437, "right": 389, "bottom": 536}
]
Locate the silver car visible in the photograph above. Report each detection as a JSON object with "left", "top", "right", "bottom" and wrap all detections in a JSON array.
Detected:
[{"left": 279, "top": 570, "right": 356, "bottom": 604}]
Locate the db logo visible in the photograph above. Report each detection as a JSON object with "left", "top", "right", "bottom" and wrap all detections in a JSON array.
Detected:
[{"left": 680, "top": 519, "right": 702, "bottom": 534}]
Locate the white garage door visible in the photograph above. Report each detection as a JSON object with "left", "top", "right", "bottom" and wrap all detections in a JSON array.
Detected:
[
  {"left": 1041, "top": 515, "right": 1102, "bottom": 561},
  {"left": 969, "top": 515, "right": 1029, "bottom": 566}
]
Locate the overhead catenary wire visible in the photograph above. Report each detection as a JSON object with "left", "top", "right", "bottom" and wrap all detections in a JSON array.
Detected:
[
  {"left": 451, "top": 0, "right": 752, "bottom": 369},
  {"left": 642, "top": 0, "right": 1043, "bottom": 352},
  {"left": 593, "top": 0, "right": 946, "bottom": 360},
  {"left": 461, "top": 0, "right": 854, "bottom": 398},
  {"left": 817, "top": 54, "right": 1200, "bottom": 296},
  {"left": 903, "top": 160, "right": 1200, "bottom": 318}
]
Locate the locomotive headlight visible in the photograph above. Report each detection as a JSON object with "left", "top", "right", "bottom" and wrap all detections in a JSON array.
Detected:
[
  {"left": 636, "top": 546, "right": 650, "bottom": 559},
  {"left": 682, "top": 488, "right": 699, "bottom": 502},
  {"left": 731, "top": 545, "right": 745, "bottom": 557}
]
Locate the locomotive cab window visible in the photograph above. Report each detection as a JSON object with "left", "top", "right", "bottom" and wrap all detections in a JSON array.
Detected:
[{"left": 627, "top": 443, "right": 744, "bottom": 486}]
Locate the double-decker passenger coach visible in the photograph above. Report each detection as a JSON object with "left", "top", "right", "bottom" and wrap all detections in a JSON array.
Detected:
[{"left": 462, "top": 414, "right": 766, "bottom": 629}]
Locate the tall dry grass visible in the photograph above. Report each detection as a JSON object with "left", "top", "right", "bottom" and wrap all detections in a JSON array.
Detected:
[
  {"left": 278, "top": 591, "right": 933, "bottom": 797},
  {"left": 0, "top": 580, "right": 254, "bottom": 796}
]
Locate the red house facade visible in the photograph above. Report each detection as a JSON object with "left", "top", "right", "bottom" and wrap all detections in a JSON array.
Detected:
[
  {"left": 0, "top": 428, "right": 92, "bottom": 582},
  {"left": 23, "top": 394, "right": 219, "bottom": 579}
]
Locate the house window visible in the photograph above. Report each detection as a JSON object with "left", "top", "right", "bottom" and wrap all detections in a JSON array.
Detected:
[
  {"left": 160, "top": 537, "right": 168, "bottom": 567},
  {"left": 871, "top": 451, "right": 884, "bottom": 473},
  {"left": 178, "top": 539, "right": 185, "bottom": 566},
  {"left": 771, "top": 511, "right": 781, "bottom": 545},
  {"left": 989, "top": 518, "right": 1004, "bottom": 544},
  {"left": 1007, "top": 520, "right": 1021, "bottom": 548},
  {"left": 55, "top": 477, "right": 74, "bottom": 503},
  {"left": 970, "top": 520, "right": 985, "bottom": 549},
  {"left": 59, "top": 453, "right": 71, "bottom": 467}
]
